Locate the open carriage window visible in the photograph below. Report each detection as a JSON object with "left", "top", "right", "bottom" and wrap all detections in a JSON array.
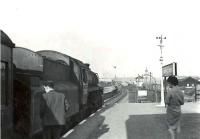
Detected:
[{"left": 1, "top": 61, "right": 8, "bottom": 106}]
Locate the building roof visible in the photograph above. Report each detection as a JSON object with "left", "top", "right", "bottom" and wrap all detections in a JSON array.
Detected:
[
  {"left": 179, "top": 76, "right": 200, "bottom": 86},
  {"left": 1, "top": 30, "right": 15, "bottom": 47}
]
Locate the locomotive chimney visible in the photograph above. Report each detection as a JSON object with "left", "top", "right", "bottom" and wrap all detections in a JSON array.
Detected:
[{"left": 85, "top": 63, "right": 90, "bottom": 67}]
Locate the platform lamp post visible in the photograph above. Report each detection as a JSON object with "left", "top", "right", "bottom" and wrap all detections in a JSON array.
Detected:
[{"left": 156, "top": 35, "right": 166, "bottom": 106}]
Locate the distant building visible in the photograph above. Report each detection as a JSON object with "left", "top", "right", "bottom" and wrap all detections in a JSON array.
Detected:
[
  {"left": 99, "top": 78, "right": 113, "bottom": 87},
  {"left": 178, "top": 76, "right": 200, "bottom": 102},
  {"left": 135, "top": 75, "right": 144, "bottom": 87},
  {"left": 179, "top": 76, "right": 200, "bottom": 87}
]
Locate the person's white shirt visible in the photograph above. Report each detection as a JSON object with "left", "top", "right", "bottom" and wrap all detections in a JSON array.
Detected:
[{"left": 43, "top": 86, "right": 53, "bottom": 93}]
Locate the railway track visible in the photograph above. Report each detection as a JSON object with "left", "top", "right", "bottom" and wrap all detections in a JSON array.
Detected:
[
  {"left": 104, "top": 88, "right": 127, "bottom": 105},
  {"left": 61, "top": 87, "right": 127, "bottom": 139}
]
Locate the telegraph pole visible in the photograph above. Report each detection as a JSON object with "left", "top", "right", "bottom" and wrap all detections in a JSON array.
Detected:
[
  {"left": 156, "top": 35, "right": 166, "bottom": 106},
  {"left": 113, "top": 66, "right": 117, "bottom": 80},
  {"left": 150, "top": 72, "right": 152, "bottom": 90}
]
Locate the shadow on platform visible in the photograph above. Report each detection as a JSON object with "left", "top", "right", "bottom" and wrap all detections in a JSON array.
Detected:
[
  {"left": 125, "top": 113, "right": 200, "bottom": 139},
  {"left": 89, "top": 124, "right": 110, "bottom": 139}
]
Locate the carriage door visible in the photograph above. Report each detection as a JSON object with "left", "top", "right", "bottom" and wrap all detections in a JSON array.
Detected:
[{"left": 81, "top": 69, "right": 88, "bottom": 105}]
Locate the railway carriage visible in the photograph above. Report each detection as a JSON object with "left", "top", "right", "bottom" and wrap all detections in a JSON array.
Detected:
[{"left": 1, "top": 30, "right": 15, "bottom": 139}]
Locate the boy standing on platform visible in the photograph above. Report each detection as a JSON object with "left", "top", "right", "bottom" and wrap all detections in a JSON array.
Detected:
[
  {"left": 40, "top": 81, "right": 70, "bottom": 139},
  {"left": 165, "top": 76, "right": 184, "bottom": 139}
]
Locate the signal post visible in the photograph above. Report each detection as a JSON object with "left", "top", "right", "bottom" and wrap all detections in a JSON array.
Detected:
[{"left": 156, "top": 35, "right": 166, "bottom": 106}]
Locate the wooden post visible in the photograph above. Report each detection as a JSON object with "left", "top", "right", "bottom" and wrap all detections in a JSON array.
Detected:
[
  {"left": 164, "top": 76, "right": 167, "bottom": 100},
  {"left": 164, "top": 76, "right": 167, "bottom": 107},
  {"left": 195, "top": 83, "right": 197, "bottom": 102}
]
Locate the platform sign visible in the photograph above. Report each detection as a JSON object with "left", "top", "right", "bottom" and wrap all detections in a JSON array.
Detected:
[
  {"left": 162, "top": 62, "right": 177, "bottom": 77},
  {"left": 138, "top": 90, "right": 147, "bottom": 97}
]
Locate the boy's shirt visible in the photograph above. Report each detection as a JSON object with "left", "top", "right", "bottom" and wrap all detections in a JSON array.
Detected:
[
  {"left": 40, "top": 90, "right": 70, "bottom": 125},
  {"left": 165, "top": 86, "right": 184, "bottom": 112}
]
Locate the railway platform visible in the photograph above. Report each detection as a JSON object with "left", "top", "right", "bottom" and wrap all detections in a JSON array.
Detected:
[{"left": 60, "top": 88, "right": 200, "bottom": 139}]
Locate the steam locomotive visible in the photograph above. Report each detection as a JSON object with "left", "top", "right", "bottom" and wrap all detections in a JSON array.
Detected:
[{"left": 1, "top": 30, "right": 103, "bottom": 138}]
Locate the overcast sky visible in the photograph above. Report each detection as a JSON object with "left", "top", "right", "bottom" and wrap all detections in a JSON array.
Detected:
[{"left": 1, "top": 0, "right": 200, "bottom": 78}]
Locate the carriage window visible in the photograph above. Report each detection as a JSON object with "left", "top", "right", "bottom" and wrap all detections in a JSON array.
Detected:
[{"left": 1, "top": 62, "right": 8, "bottom": 106}]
